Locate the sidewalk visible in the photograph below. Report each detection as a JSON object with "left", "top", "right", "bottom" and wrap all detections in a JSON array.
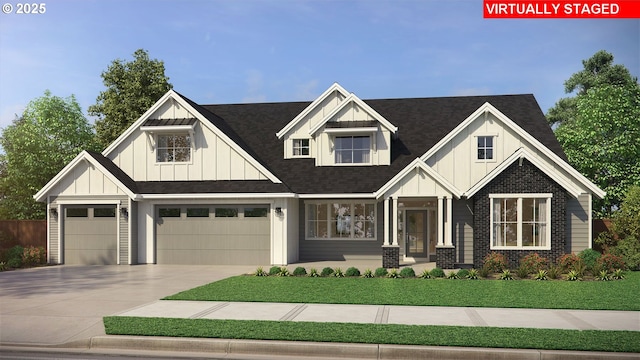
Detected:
[{"left": 115, "top": 300, "right": 640, "bottom": 331}]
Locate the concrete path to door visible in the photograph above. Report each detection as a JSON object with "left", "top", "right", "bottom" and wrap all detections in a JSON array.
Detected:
[{"left": 0, "top": 264, "right": 255, "bottom": 346}]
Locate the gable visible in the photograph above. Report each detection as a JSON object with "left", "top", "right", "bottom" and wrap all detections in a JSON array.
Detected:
[
  {"left": 103, "top": 90, "right": 280, "bottom": 183},
  {"left": 376, "top": 159, "right": 462, "bottom": 199}
]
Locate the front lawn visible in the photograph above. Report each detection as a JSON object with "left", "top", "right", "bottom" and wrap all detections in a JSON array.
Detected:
[
  {"left": 103, "top": 317, "right": 640, "bottom": 353},
  {"left": 164, "top": 271, "right": 640, "bottom": 311}
]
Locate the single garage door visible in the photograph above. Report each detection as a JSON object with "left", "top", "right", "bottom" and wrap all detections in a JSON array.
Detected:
[
  {"left": 156, "top": 205, "right": 270, "bottom": 265},
  {"left": 64, "top": 206, "right": 117, "bottom": 265}
]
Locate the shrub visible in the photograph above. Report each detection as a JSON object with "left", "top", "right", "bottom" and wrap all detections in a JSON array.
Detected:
[
  {"left": 478, "top": 266, "right": 491, "bottom": 278},
  {"left": 515, "top": 265, "right": 530, "bottom": 279},
  {"left": 292, "top": 267, "right": 307, "bottom": 276},
  {"left": 446, "top": 271, "right": 459, "bottom": 279},
  {"left": 419, "top": 269, "right": 431, "bottom": 279},
  {"left": 597, "top": 253, "right": 626, "bottom": 272},
  {"left": 520, "top": 253, "right": 548, "bottom": 274},
  {"left": 566, "top": 270, "right": 581, "bottom": 281},
  {"left": 483, "top": 252, "right": 507, "bottom": 272},
  {"left": 268, "top": 266, "right": 281, "bottom": 276},
  {"left": 22, "top": 246, "right": 46, "bottom": 266},
  {"left": 499, "top": 269, "right": 514, "bottom": 280},
  {"left": 595, "top": 269, "right": 610, "bottom": 281},
  {"left": 578, "top": 248, "right": 601, "bottom": 271},
  {"left": 611, "top": 268, "right": 625, "bottom": 280},
  {"left": 534, "top": 269, "right": 548, "bottom": 281},
  {"left": 557, "top": 253, "right": 583, "bottom": 273},
  {"left": 387, "top": 269, "right": 401, "bottom": 278},
  {"left": 456, "top": 269, "right": 469, "bottom": 279},
  {"left": 374, "top": 267, "right": 388, "bottom": 277},
  {"left": 254, "top": 267, "right": 268, "bottom": 276},
  {"left": 345, "top": 267, "right": 361, "bottom": 277},
  {"left": 321, "top": 267, "right": 334, "bottom": 277},
  {"left": 277, "top": 267, "right": 290, "bottom": 276},
  {"left": 6, "top": 245, "right": 23, "bottom": 268},
  {"left": 0, "top": 261, "right": 6, "bottom": 271},
  {"left": 612, "top": 185, "right": 640, "bottom": 240},
  {"left": 547, "top": 265, "right": 561, "bottom": 279},
  {"left": 608, "top": 236, "right": 640, "bottom": 271},
  {"left": 399, "top": 267, "right": 415, "bottom": 278},
  {"left": 429, "top": 267, "right": 445, "bottom": 278},
  {"left": 308, "top": 268, "right": 320, "bottom": 277},
  {"left": 362, "top": 269, "right": 374, "bottom": 278},
  {"left": 333, "top": 267, "right": 345, "bottom": 277},
  {"left": 466, "top": 268, "right": 479, "bottom": 280}
]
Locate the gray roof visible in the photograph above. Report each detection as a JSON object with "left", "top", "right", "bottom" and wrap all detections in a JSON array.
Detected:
[{"left": 91, "top": 94, "right": 565, "bottom": 196}]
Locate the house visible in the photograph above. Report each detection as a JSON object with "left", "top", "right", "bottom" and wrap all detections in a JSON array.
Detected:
[{"left": 34, "top": 83, "right": 605, "bottom": 269}]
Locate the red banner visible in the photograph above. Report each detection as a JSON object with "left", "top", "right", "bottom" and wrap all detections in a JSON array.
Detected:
[{"left": 484, "top": 0, "right": 640, "bottom": 18}]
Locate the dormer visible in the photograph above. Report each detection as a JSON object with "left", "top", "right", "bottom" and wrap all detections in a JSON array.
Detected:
[{"left": 277, "top": 83, "right": 398, "bottom": 166}]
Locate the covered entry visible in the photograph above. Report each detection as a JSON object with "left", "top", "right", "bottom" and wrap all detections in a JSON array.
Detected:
[
  {"left": 155, "top": 205, "right": 270, "bottom": 265},
  {"left": 63, "top": 206, "right": 118, "bottom": 265}
]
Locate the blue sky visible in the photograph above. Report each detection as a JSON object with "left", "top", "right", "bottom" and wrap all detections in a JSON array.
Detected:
[{"left": 0, "top": 0, "right": 638, "bottom": 132}]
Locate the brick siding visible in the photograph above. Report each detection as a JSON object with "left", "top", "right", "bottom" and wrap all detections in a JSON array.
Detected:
[{"left": 473, "top": 159, "right": 567, "bottom": 269}]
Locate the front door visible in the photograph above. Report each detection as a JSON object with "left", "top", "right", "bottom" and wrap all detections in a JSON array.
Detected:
[{"left": 406, "top": 210, "right": 427, "bottom": 258}]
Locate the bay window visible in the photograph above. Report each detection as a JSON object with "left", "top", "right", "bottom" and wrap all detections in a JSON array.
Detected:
[
  {"left": 490, "top": 194, "right": 551, "bottom": 249},
  {"left": 306, "top": 201, "right": 376, "bottom": 239}
]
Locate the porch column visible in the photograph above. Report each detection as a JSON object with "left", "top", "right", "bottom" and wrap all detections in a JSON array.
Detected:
[
  {"left": 445, "top": 197, "right": 453, "bottom": 246},
  {"left": 383, "top": 197, "right": 390, "bottom": 246},
  {"left": 437, "top": 197, "right": 444, "bottom": 246},
  {"left": 392, "top": 197, "right": 398, "bottom": 245}
]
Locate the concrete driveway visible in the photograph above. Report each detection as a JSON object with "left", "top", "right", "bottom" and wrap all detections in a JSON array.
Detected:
[{"left": 0, "top": 264, "right": 255, "bottom": 346}]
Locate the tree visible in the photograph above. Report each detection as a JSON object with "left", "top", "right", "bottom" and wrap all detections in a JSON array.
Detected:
[
  {"left": 555, "top": 83, "right": 640, "bottom": 216},
  {"left": 90, "top": 49, "right": 172, "bottom": 149},
  {"left": 0, "top": 91, "right": 98, "bottom": 219},
  {"left": 546, "top": 50, "right": 638, "bottom": 127}
]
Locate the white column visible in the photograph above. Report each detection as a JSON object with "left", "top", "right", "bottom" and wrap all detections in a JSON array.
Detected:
[
  {"left": 392, "top": 197, "right": 398, "bottom": 246},
  {"left": 383, "top": 197, "right": 390, "bottom": 246},
  {"left": 437, "top": 197, "right": 444, "bottom": 246},
  {"left": 445, "top": 197, "right": 453, "bottom": 247}
]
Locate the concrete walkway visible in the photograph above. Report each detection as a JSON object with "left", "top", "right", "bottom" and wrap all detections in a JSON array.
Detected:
[{"left": 116, "top": 300, "right": 640, "bottom": 331}]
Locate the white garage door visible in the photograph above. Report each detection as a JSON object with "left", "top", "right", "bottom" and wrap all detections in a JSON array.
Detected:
[
  {"left": 156, "top": 205, "right": 270, "bottom": 265},
  {"left": 64, "top": 206, "right": 117, "bottom": 265}
]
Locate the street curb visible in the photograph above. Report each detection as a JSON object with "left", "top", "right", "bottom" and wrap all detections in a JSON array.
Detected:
[{"left": 87, "top": 335, "right": 640, "bottom": 360}]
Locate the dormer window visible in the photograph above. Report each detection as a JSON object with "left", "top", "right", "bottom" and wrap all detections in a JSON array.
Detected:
[
  {"left": 292, "top": 139, "right": 310, "bottom": 156},
  {"left": 157, "top": 134, "right": 191, "bottom": 162},
  {"left": 335, "top": 136, "right": 370, "bottom": 164}
]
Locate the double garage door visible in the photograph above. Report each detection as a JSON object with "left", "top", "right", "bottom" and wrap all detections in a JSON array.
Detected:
[
  {"left": 156, "top": 205, "right": 270, "bottom": 265},
  {"left": 64, "top": 206, "right": 118, "bottom": 265}
]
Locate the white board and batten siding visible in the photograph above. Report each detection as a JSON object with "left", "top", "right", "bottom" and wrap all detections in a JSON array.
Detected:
[
  {"left": 108, "top": 102, "right": 269, "bottom": 182},
  {"left": 47, "top": 160, "right": 128, "bottom": 197}
]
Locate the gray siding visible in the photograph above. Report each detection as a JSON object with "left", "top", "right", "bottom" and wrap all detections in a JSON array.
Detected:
[
  {"left": 129, "top": 201, "right": 138, "bottom": 264},
  {"left": 118, "top": 207, "right": 128, "bottom": 264},
  {"left": 453, "top": 199, "right": 474, "bottom": 265},
  {"left": 567, "top": 194, "right": 590, "bottom": 254},
  {"left": 298, "top": 200, "right": 383, "bottom": 261},
  {"left": 49, "top": 206, "right": 60, "bottom": 264}
]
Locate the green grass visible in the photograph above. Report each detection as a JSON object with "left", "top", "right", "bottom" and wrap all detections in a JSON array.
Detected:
[
  {"left": 164, "top": 271, "right": 640, "bottom": 311},
  {"left": 103, "top": 316, "right": 640, "bottom": 353}
]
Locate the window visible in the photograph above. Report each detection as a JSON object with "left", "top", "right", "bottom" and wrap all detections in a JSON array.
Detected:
[
  {"left": 244, "top": 207, "right": 268, "bottom": 217},
  {"left": 94, "top": 207, "right": 116, "bottom": 217},
  {"left": 215, "top": 208, "right": 238, "bottom": 217},
  {"left": 491, "top": 194, "right": 551, "bottom": 249},
  {"left": 157, "top": 134, "right": 191, "bottom": 162},
  {"left": 335, "top": 136, "right": 370, "bottom": 164},
  {"left": 66, "top": 208, "right": 88, "bottom": 217},
  {"left": 159, "top": 208, "right": 181, "bottom": 218},
  {"left": 187, "top": 208, "right": 209, "bottom": 217},
  {"left": 477, "top": 136, "right": 494, "bottom": 160},
  {"left": 292, "top": 139, "right": 310, "bottom": 156},
  {"left": 306, "top": 201, "right": 376, "bottom": 239}
]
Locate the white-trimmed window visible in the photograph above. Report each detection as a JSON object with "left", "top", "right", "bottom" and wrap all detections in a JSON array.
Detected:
[
  {"left": 292, "top": 139, "right": 310, "bottom": 156},
  {"left": 157, "top": 134, "right": 191, "bottom": 162},
  {"left": 477, "top": 136, "right": 494, "bottom": 160},
  {"left": 335, "top": 136, "right": 370, "bottom": 164},
  {"left": 306, "top": 201, "right": 376, "bottom": 240},
  {"left": 490, "top": 194, "right": 551, "bottom": 250}
]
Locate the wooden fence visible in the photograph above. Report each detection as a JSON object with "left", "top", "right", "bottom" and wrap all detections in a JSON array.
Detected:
[{"left": 0, "top": 220, "right": 47, "bottom": 250}]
